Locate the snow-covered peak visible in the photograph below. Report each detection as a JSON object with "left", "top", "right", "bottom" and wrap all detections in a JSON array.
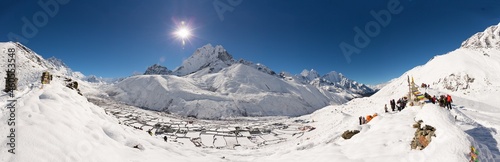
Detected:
[
  {"left": 47, "top": 57, "right": 68, "bottom": 69},
  {"left": 300, "top": 69, "right": 320, "bottom": 80},
  {"left": 144, "top": 64, "right": 171, "bottom": 75},
  {"left": 322, "top": 71, "right": 344, "bottom": 83},
  {"left": 173, "top": 44, "right": 234, "bottom": 76},
  {"left": 461, "top": 22, "right": 500, "bottom": 49}
]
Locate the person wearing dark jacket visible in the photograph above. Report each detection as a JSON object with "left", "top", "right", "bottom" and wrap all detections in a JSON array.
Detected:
[{"left": 390, "top": 99, "right": 396, "bottom": 111}]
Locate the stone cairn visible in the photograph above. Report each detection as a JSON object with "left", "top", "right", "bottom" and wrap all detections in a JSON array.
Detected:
[
  {"left": 411, "top": 120, "right": 436, "bottom": 150},
  {"left": 341, "top": 130, "right": 360, "bottom": 140}
]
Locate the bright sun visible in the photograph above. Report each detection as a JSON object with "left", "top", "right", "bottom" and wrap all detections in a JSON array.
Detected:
[
  {"left": 174, "top": 21, "right": 192, "bottom": 47},
  {"left": 175, "top": 27, "right": 191, "bottom": 39}
]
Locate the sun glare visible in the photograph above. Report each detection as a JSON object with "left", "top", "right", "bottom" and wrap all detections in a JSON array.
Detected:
[
  {"left": 176, "top": 27, "right": 191, "bottom": 39},
  {"left": 173, "top": 21, "right": 193, "bottom": 47}
]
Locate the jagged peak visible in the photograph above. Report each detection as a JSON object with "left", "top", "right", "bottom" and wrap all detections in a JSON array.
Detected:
[
  {"left": 461, "top": 22, "right": 500, "bottom": 49},
  {"left": 321, "top": 71, "right": 346, "bottom": 83},
  {"left": 47, "top": 57, "right": 68, "bottom": 68},
  {"left": 173, "top": 44, "right": 234, "bottom": 76},
  {"left": 144, "top": 64, "right": 171, "bottom": 75},
  {"left": 300, "top": 69, "right": 320, "bottom": 79}
]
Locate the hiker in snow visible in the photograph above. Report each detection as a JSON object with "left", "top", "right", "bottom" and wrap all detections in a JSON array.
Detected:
[
  {"left": 390, "top": 99, "right": 396, "bottom": 111},
  {"left": 366, "top": 115, "right": 373, "bottom": 123},
  {"left": 439, "top": 95, "right": 445, "bottom": 107},
  {"left": 432, "top": 96, "right": 437, "bottom": 104},
  {"left": 361, "top": 116, "right": 366, "bottom": 124},
  {"left": 163, "top": 136, "right": 168, "bottom": 142},
  {"left": 396, "top": 99, "right": 401, "bottom": 111},
  {"left": 398, "top": 98, "right": 406, "bottom": 111},
  {"left": 446, "top": 95, "right": 453, "bottom": 110},
  {"left": 384, "top": 104, "right": 388, "bottom": 113}
]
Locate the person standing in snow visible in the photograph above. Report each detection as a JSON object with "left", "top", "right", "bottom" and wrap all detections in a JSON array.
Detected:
[
  {"left": 432, "top": 96, "right": 437, "bottom": 104},
  {"left": 439, "top": 95, "right": 445, "bottom": 107},
  {"left": 384, "top": 104, "right": 388, "bottom": 113},
  {"left": 446, "top": 95, "right": 453, "bottom": 110},
  {"left": 390, "top": 99, "right": 396, "bottom": 111},
  {"left": 399, "top": 98, "right": 406, "bottom": 110}
]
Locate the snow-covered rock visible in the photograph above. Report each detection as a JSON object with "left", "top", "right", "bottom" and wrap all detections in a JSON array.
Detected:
[{"left": 461, "top": 22, "right": 500, "bottom": 49}]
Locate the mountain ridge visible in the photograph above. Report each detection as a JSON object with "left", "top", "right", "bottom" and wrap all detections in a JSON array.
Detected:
[{"left": 145, "top": 44, "right": 374, "bottom": 96}]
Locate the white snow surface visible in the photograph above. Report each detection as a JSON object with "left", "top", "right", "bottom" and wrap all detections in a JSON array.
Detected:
[
  {"left": 111, "top": 63, "right": 350, "bottom": 119},
  {"left": 0, "top": 80, "right": 221, "bottom": 162}
]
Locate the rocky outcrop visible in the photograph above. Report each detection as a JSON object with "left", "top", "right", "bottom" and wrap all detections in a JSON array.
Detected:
[
  {"left": 410, "top": 120, "right": 436, "bottom": 150},
  {"left": 341, "top": 130, "right": 360, "bottom": 140}
]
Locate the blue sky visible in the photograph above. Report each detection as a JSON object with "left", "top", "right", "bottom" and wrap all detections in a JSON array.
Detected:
[{"left": 1, "top": 0, "right": 500, "bottom": 85}]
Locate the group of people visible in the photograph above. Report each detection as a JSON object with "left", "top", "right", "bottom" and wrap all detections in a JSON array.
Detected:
[
  {"left": 385, "top": 97, "right": 408, "bottom": 113},
  {"left": 384, "top": 93, "right": 453, "bottom": 113},
  {"left": 438, "top": 94, "right": 453, "bottom": 110},
  {"left": 423, "top": 92, "right": 453, "bottom": 110}
]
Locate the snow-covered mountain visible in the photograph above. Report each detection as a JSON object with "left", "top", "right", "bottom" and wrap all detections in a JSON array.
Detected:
[
  {"left": 295, "top": 69, "right": 375, "bottom": 96},
  {"left": 111, "top": 63, "right": 350, "bottom": 119},
  {"left": 461, "top": 22, "right": 500, "bottom": 49},
  {"left": 0, "top": 42, "right": 85, "bottom": 88},
  {"left": 144, "top": 64, "right": 171, "bottom": 75},
  {"left": 172, "top": 44, "right": 234, "bottom": 76},
  {"left": 112, "top": 44, "right": 374, "bottom": 119}
]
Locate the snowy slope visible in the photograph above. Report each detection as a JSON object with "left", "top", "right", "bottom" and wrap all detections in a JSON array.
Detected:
[
  {"left": 0, "top": 79, "right": 222, "bottom": 162},
  {"left": 111, "top": 63, "right": 350, "bottom": 119},
  {"left": 462, "top": 22, "right": 500, "bottom": 49},
  {"left": 377, "top": 23, "right": 500, "bottom": 102},
  {"left": 0, "top": 42, "right": 82, "bottom": 89},
  {"left": 374, "top": 47, "right": 500, "bottom": 105},
  {"left": 0, "top": 75, "right": 482, "bottom": 162},
  {"left": 367, "top": 23, "right": 500, "bottom": 160}
]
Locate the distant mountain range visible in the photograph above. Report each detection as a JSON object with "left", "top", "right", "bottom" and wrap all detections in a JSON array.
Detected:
[{"left": 110, "top": 44, "right": 375, "bottom": 119}]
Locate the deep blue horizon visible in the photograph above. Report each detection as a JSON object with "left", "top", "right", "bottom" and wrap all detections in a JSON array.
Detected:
[{"left": 1, "top": 0, "right": 500, "bottom": 85}]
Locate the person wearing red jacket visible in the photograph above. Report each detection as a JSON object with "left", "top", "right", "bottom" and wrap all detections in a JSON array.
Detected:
[{"left": 446, "top": 95, "right": 453, "bottom": 110}]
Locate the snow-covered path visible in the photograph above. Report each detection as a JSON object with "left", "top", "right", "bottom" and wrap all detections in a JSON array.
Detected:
[
  {"left": 449, "top": 96, "right": 500, "bottom": 161},
  {"left": 416, "top": 87, "right": 500, "bottom": 161}
]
